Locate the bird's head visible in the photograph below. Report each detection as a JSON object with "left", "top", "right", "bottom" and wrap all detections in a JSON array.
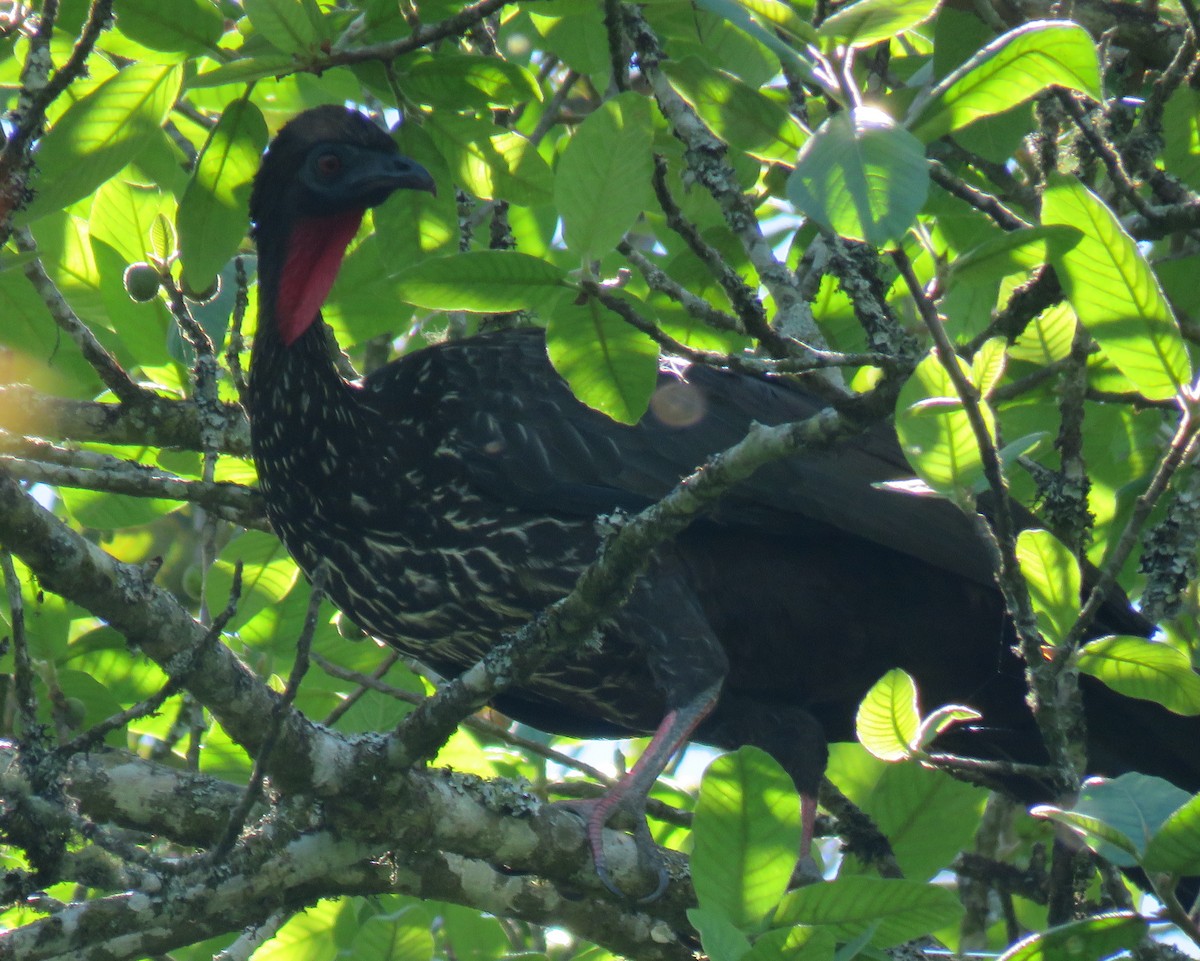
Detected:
[{"left": 251, "top": 106, "right": 436, "bottom": 346}]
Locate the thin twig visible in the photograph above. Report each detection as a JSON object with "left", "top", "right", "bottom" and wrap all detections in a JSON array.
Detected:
[
  {"left": 1, "top": 550, "right": 37, "bottom": 737},
  {"left": 57, "top": 564, "right": 242, "bottom": 758},
  {"left": 210, "top": 567, "right": 325, "bottom": 862},
  {"left": 14, "top": 229, "right": 151, "bottom": 404},
  {"left": 893, "top": 248, "right": 1074, "bottom": 789},
  {"left": 928, "top": 160, "right": 1030, "bottom": 232},
  {"left": 297, "top": 0, "right": 513, "bottom": 73},
  {"left": 617, "top": 242, "right": 747, "bottom": 337},
  {"left": 1056, "top": 90, "right": 1157, "bottom": 222},
  {"left": 320, "top": 649, "right": 402, "bottom": 727},
  {"left": 0, "top": 0, "right": 117, "bottom": 240},
  {"left": 0, "top": 445, "right": 264, "bottom": 528},
  {"left": 1065, "top": 406, "right": 1200, "bottom": 647},
  {"left": 314, "top": 651, "right": 617, "bottom": 787},
  {"left": 528, "top": 69, "right": 580, "bottom": 146},
  {"left": 579, "top": 279, "right": 895, "bottom": 379},
  {"left": 647, "top": 155, "right": 780, "bottom": 353},
  {"left": 226, "top": 256, "right": 251, "bottom": 407},
  {"left": 624, "top": 6, "right": 827, "bottom": 356}
]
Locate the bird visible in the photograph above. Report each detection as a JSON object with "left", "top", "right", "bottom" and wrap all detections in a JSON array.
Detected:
[{"left": 246, "top": 105, "right": 1200, "bottom": 896}]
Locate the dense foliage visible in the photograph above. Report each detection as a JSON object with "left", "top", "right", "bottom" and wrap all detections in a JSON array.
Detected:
[{"left": 3, "top": 0, "right": 1200, "bottom": 959}]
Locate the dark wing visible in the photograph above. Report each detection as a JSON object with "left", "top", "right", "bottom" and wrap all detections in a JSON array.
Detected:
[{"left": 363, "top": 328, "right": 1001, "bottom": 587}]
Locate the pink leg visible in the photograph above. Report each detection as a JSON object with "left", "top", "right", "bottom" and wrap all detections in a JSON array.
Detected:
[{"left": 572, "top": 685, "right": 720, "bottom": 900}]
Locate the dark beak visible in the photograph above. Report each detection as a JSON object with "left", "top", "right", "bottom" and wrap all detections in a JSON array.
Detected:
[{"left": 351, "top": 153, "right": 437, "bottom": 206}]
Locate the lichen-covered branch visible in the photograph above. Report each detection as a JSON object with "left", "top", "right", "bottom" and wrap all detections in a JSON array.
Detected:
[{"left": 0, "top": 386, "right": 251, "bottom": 455}]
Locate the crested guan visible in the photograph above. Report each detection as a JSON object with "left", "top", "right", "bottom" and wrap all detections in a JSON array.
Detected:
[{"left": 247, "top": 106, "right": 1200, "bottom": 892}]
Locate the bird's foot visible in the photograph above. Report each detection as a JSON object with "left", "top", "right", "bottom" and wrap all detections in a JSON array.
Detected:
[{"left": 557, "top": 795, "right": 670, "bottom": 902}]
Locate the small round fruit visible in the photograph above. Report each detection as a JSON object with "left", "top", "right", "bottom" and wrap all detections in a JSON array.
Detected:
[
  {"left": 123, "top": 262, "right": 161, "bottom": 302},
  {"left": 61, "top": 697, "right": 88, "bottom": 729}
]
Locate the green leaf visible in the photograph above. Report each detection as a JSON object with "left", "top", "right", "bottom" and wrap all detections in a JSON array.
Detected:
[
  {"left": 856, "top": 669, "right": 919, "bottom": 761},
  {"left": 349, "top": 905, "right": 436, "bottom": 961},
  {"left": 1143, "top": 792, "right": 1200, "bottom": 875},
  {"left": 949, "top": 225, "right": 1081, "bottom": 287},
  {"left": 774, "top": 876, "right": 963, "bottom": 949},
  {"left": 489, "top": 131, "right": 555, "bottom": 206},
  {"left": 818, "top": 0, "right": 939, "bottom": 48},
  {"left": 193, "top": 54, "right": 297, "bottom": 88},
  {"left": 667, "top": 57, "right": 806, "bottom": 160},
  {"left": 895, "top": 350, "right": 994, "bottom": 498},
  {"left": 692, "top": 747, "right": 802, "bottom": 931},
  {"left": 1077, "top": 635, "right": 1200, "bottom": 715},
  {"left": 205, "top": 530, "right": 301, "bottom": 632},
  {"left": 436, "top": 905, "right": 513, "bottom": 961},
  {"left": 1042, "top": 173, "right": 1191, "bottom": 400},
  {"left": 114, "top": 0, "right": 224, "bottom": 56},
  {"left": 852, "top": 762, "right": 985, "bottom": 881},
  {"left": 1163, "top": 88, "right": 1200, "bottom": 192},
  {"left": 742, "top": 924, "right": 835, "bottom": 961},
  {"left": 402, "top": 54, "right": 541, "bottom": 108},
  {"left": 177, "top": 100, "right": 269, "bottom": 291},
  {"left": 545, "top": 293, "right": 659, "bottom": 424},
  {"left": 1015, "top": 529, "right": 1080, "bottom": 645},
  {"left": 555, "top": 92, "right": 654, "bottom": 260},
  {"left": 686, "top": 908, "right": 752, "bottom": 961},
  {"left": 25, "top": 64, "right": 183, "bottom": 221},
  {"left": 915, "top": 704, "right": 981, "bottom": 752},
  {"left": 692, "top": 0, "right": 821, "bottom": 82},
  {"left": 528, "top": 4, "right": 610, "bottom": 76},
  {"left": 426, "top": 114, "right": 552, "bottom": 204},
  {"left": 245, "top": 0, "right": 319, "bottom": 53},
  {"left": 787, "top": 107, "right": 929, "bottom": 247},
  {"left": 60, "top": 487, "right": 179, "bottom": 529},
  {"left": 971, "top": 337, "right": 1007, "bottom": 397},
  {"left": 251, "top": 900, "right": 347, "bottom": 961},
  {"left": 999, "top": 912, "right": 1146, "bottom": 961},
  {"left": 664, "top": 58, "right": 805, "bottom": 162},
  {"left": 729, "top": 0, "right": 815, "bottom": 44},
  {"left": 1032, "top": 772, "right": 1192, "bottom": 866},
  {"left": 909, "top": 21, "right": 1102, "bottom": 142},
  {"left": 1009, "top": 301, "right": 1076, "bottom": 365},
  {"left": 392, "top": 252, "right": 566, "bottom": 312},
  {"left": 89, "top": 179, "right": 171, "bottom": 266}
]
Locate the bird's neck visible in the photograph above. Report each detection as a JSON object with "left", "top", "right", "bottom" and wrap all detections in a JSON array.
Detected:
[
  {"left": 248, "top": 211, "right": 364, "bottom": 435},
  {"left": 280, "top": 211, "right": 363, "bottom": 346}
]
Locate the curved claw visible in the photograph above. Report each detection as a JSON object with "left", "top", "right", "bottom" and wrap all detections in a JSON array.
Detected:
[
  {"left": 558, "top": 795, "right": 670, "bottom": 901},
  {"left": 631, "top": 816, "right": 670, "bottom": 902}
]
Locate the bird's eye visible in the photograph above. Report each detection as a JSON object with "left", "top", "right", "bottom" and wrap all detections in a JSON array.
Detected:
[{"left": 315, "top": 152, "right": 342, "bottom": 177}]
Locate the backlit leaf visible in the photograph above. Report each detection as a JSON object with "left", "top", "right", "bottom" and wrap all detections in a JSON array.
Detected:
[
  {"left": 1000, "top": 913, "right": 1146, "bottom": 961},
  {"left": 25, "top": 64, "right": 182, "bottom": 221},
  {"left": 178, "top": 99, "right": 269, "bottom": 290},
  {"left": 1016, "top": 529, "right": 1080, "bottom": 646},
  {"left": 114, "top": 0, "right": 224, "bottom": 56},
  {"left": 818, "top": 0, "right": 938, "bottom": 48},
  {"left": 787, "top": 107, "right": 928, "bottom": 246},
  {"left": 895, "top": 350, "right": 994, "bottom": 498},
  {"left": 775, "top": 876, "right": 962, "bottom": 948},
  {"left": 1042, "top": 173, "right": 1191, "bottom": 400},
  {"left": 556, "top": 92, "right": 654, "bottom": 260},
  {"left": 1033, "top": 773, "right": 1192, "bottom": 866},
  {"left": 856, "top": 669, "right": 919, "bottom": 761},
  {"left": 692, "top": 747, "right": 802, "bottom": 930},
  {"left": 910, "top": 21, "right": 1101, "bottom": 142},
  {"left": 1077, "top": 635, "right": 1200, "bottom": 714},
  {"left": 545, "top": 293, "right": 658, "bottom": 424},
  {"left": 1143, "top": 792, "right": 1200, "bottom": 875},
  {"left": 393, "top": 251, "right": 566, "bottom": 312},
  {"left": 244, "top": 0, "right": 320, "bottom": 54}
]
